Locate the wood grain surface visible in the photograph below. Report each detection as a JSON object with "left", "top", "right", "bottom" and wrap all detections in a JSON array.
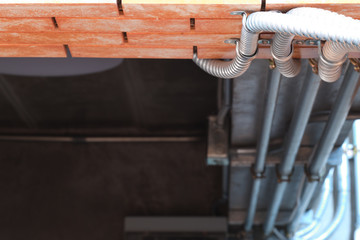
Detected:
[
  {"left": 0, "top": 0, "right": 359, "bottom": 58},
  {"left": 0, "top": 45, "right": 66, "bottom": 57}
]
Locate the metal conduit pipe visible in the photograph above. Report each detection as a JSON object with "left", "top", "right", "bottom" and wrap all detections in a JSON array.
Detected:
[
  {"left": 193, "top": 7, "right": 360, "bottom": 81},
  {"left": 353, "top": 121, "right": 360, "bottom": 240},
  {"left": 295, "top": 168, "right": 334, "bottom": 239},
  {"left": 217, "top": 78, "right": 232, "bottom": 126},
  {"left": 263, "top": 67, "right": 322, "bottom": 235},
  {"left": 308, "top": 67, "right": 360, "bottom": 177},
  {"left": 217, "top": 78, "right": 232, "bottom": 201},
  {"left": 192, "top": 23, "right": 259, "bottom": 79},
  {"left": 244, "top": 66, "right": 282, "bottom": 231},
  {"left": 311, "top": 155, "right": 349, "bottom": 240},
  {"left": 286, "top": 176, "right": 318, "bottom": 236},
  {"left": 271, "top": 33, "right": 301, "bottom": 78},
  {"left": 287, "top": 65, "right": 360, "bottom": 234},
  {"left": 320, "top": 41, "right": 360, "bottom": 82}
]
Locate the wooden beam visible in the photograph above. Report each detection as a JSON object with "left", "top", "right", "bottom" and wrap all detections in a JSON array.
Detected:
[
  {"left": 197, "top": 46, "right": 360, "bottom": 59},
  {"left": 122, "top": 0, "right": 261, "bottom": 18},
  {"left": 0, "top": 45, "right": 67, "bottom": 57},
  {"left": 0, "top": 18, "right": 55, "bottom": 32},
  {"left": 0, "top": 32, "right": 124, "bottom": 45},
  {"left": 195, "top": 18, "right": 241, "bottom": 33},
  {"left": 56, "top": 18, "right": 242, "bottom": 34},
  {"left": 69, "top": 45, "right": 193, "bottom": 58},
  {"left": 127, "top": 33, "right": 238, "bottom": 47},
  {"left": 3, "top": 44, "right": 360, "bottom": 59},
  {"left": 0, "top": 0, "right": 119, "bottom": 17},
  {"left": 56, "top": 18, "right": 191, "bottom": 33}
]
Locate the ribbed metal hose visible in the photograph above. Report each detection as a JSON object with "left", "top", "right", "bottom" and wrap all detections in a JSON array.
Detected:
[
  {"left": 192, "top": 27, "right": 259, "bottom": 79},
  {"left": 319, "top": 41, "right": 360, "bottom": 82},
  {"left": 271, "top": 33, "right": 301, "bottom": 78},
  {"left": 193, "top": 7, "right": 360, "bottom": 81},
  {"left": 246, "top": 8, "right": 360, "bottom": 45}
]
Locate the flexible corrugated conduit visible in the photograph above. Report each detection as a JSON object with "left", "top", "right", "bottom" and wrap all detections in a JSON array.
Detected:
[{"left": 193, "top": 7, "right": 360, "bottom": 82}]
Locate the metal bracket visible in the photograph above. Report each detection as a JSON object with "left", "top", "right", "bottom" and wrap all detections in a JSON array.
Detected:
[
  {"left": 258, "top": 39, "right": 272, "bottom": 45},
  {"left": 230, "top": 11, "right": 248, "bottom": 30},
  {"left": 308, "top": 58, "right": 319, "bottom": 74},
  {"left": 350, "top": 58, "right": 360, "bottom": 72},
  {"left": 275, "top": 164, "right": 294, "bottom": 182},
  {"left": 250, "top": 165, "right": 266, "bottom": 179},
  {"left": 256, "top": 39, "right": 322, "bottom": 46},
  {"left": 230, "top": 10, "right": 246, "bottom": 16},
  {"left": 207, "top": 116, "right": 229, "bottom": 166},
  {"left": 304, "top": 164, "right": 321, "bottom": 182},
  {"left": 224, "top": 38, "right": 239, "bottom": 45},
  {"left": 294, "top": 39, "right": 321, "bottom": 46}
]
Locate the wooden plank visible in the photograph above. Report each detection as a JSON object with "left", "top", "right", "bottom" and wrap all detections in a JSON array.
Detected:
[
  {"left": 198, "top": 46, "right": 360, "bottom": 59},
  {"left": 266, "top": 0, "right": 360, "bottom": 19},
  {"left": 0, "top": 45, "right": 66, "bottom": 57},
  {"left": 57, "top": 18, "right": 242, "bottom": 34},
  {"left": 69, "top": 45, "right": 193, "bottom": 58},
  {"left": 0, "top": 32, "right": 124, "bottom": 45},
  {"left": 57, "top": 18, "right": 191, "bottom": 33},
  {"left": 195, "top": 19, "right": 242, "bottom": 33},
  {"left": 122, "top": 0, "right": 261, "bottom": 18},
  {"left": 127, "top": 33, "right": 238, "bottom": 47},
  {"left": 0, "top": 1, "right": 119, "bottom": 17},
  {"left": 198, "top": 46, "right": 319, "bottom": 59},
  {"left": 0, "top": 18, "right": 55, "bottom": 32}
]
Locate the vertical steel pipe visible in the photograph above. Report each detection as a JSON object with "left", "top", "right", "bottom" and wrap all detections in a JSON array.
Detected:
[
  {"left": 288, "top": 65, "right": 360, "bottom": 234},
  {"left": 263, "top": 181, "right": 288, "bottom": 234},
  {"left": 253, "top": 68, "right": 282, "bottom": 174},
  {"left": 216, "top": 78, "right": 232, "bottom": 201},
  {"left": 287, "top": 178, "right": 318, "bottom": 234},
  {"left": 263, "top": 68, "right": 321, "bottom": 235},
  {"left": 308, "top": 67, "right": 360, "bottom": 177},
  {"left": 244, "top": 67, "right": 281, "bottom": 231},
  {"left": 353, "top": 121, "right": 360, "bottom": 240},
  {"left": 217, "top": 78, "right": 232, "bottom": 126},
  {"left": 245, "top": 178, "right": 262, "bottom": 231},
  {"left": 295, "top": 168, "right": 334, "bottom": 239},
  {"left": 311, "top": 155, "right": 349, "bottom": 240}
]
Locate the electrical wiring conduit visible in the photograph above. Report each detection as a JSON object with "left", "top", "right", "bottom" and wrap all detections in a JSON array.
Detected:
[
  {"left": 193, "top": 7, "right": 360, "bottom": 82},
  {"left": 294, "top": 169, "right": 334, "bottom": 239}
]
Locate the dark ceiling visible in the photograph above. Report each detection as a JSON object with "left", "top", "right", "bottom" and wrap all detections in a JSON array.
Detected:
[
  {"left": 0, "top": 59, "right": 218, "bottom": 136},
  {"left": 0, "top": 59, "right": 222, "bottom": 240}
]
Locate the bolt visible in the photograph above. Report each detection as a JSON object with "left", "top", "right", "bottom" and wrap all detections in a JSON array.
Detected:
[
  {"left": 269, "top": 59, "right": 276, "bottom": 70},
  {"left": 350, "top": 58, "right": 360, "bottom": 72},
  {"left": 308, "top": 58, "right": 318, "bottom": 74}
]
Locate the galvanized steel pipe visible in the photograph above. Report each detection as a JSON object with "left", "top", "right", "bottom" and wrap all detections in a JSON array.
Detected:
[
  {"left": 288, "top": 65, "right": 360, "bottom": 234},
  {"left": 263, "top": 69, "right": 321, "bottom": 235},
  {"left": 244, "top": 67, "right": 282, "bottom": 231},
  {"left": 312, "top": 156, "right": 349, "bottom": 240},
  {"left": 353, "top": 121, "right": 360, "bottom": 240},
  {"left": 295, "top": 169, "right": 333, "bottom": 239}
]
